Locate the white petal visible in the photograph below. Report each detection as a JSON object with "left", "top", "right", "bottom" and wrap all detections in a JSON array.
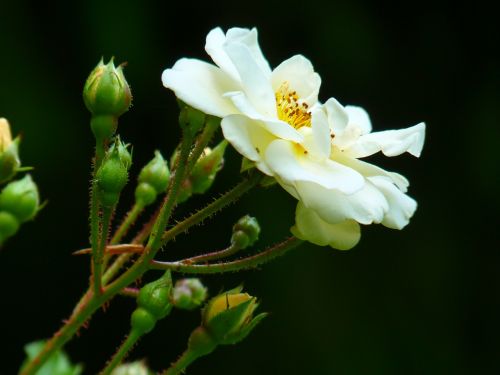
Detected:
[
  {"left": 223, "top": 41, "right": 276, "bottom": 117},
  {"left": 332, "top": 151, "right": 409, "bottom": 192},
  {"left": 324, "top": 97, "right": 349, "bottom": 135},
  {"left": 221, "top": 115, "right": 276, "bottom": 175},
  {"left": 293, "top": 179, "right": 389, "bottom": 225},
  {"left": 368, "top": 176, "right": 417, "bottom": 229},
  {"left": 271, "top": 55, "right": 321, "bottom": 105},
  {"left": 291, "top": 202, "right": 361, "bottom": 250},
  {"left": 346, "top": 122, "right": 426, "bottom": 158},
  {"left": 311, "top": 108, "right": 331, "bottom": 159},
  {"left": 265, "top": 139, "right": 364, "bottom": 193},
  {"left": 345, "top": 105, "right": 372, "bottom": 134},
  {"left": 226, "top": 27, "right": 272, "bottom": 76},
  {"left": 162, "top": 58, "right": 239, "bottom": 117},
  {"left": 205, "top": 27, "right": 240, "bottom": 81}
]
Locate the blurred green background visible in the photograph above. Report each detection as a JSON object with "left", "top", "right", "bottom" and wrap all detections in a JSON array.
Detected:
[{"left": 1, "top": 1, "right": 499, "bottom": 374}]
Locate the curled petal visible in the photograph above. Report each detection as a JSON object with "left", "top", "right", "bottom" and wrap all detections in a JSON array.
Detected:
[
  {"left": 368, "top": 176, "right": 417, "bottom": 229},
  {"left": 345, "top": 106, "right": 372, "bottom": 134},
  {"left": 293, "top": 180, "right": 389, "bottom": 225},
  {"left": 291, "top": 202, "right": 361, "bottom": 250},
  {"left": 265, "top": 139, "right": 364, "bottom": 193},
  {"left": 324, "top": 97, "right": 349, "bottom": 136},
  {"left": 346, "top": 122, "right": 426, "bottom": 158},
  {"left": 271, "top": 55, "right": 321, "bottom": 105},
  {"left": 162, "top": 58, "right": 239, "bottom": 117},
  {"left": 332, "top": 151, "right": 410, "bottom": 192}
]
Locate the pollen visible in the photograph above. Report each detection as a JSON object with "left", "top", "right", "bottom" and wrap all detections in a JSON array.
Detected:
[{"left": 275, "top": 82, "right": 312, "bottom": 129}]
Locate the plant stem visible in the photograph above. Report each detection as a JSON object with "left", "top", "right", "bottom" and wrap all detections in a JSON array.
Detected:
[
  {"left": 160, "top": 171, "right": 262, "bottom": 246},
  {"left": 93, "top": 206, "right": 113, "bottom": 294},
  {"left": 180, "top": 243, "right": 241, "bottom": 264},
  {"left": 100, "top": 330, "right": 141, "bottom": 375},
  {"left": 21, "top": 134, "right": 195, "bottom": 375},
  {"left": 119, "top": 287, "right": 140, "bottom": 298},
  {"left": 151, "top": 237, "right": 303, "bottom": 274},
  {"left": 110, "top": 203, "right": 144, "bottom": 245},
  {"left": 186, "top": 118, "right": 219, "bottom": 173},
  {"left": 163, "top": 349, "right": 199, "bottom": 375}
]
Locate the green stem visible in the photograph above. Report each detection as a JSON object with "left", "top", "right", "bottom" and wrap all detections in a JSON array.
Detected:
[
  {"left": 151, "top": 237, "right": 303, "bottom": 274},
  {"left": 93, "top": 206, "right": 113, "bottom": 294},
  {"left": 110, "top": 203, "right": 144, "bottom": 245},
  {"left": 160, "top": 172, "right": 262, "bottom": 246},
  {"left": 100, "top": 330, "right": 141, "bottom": 375},
  {"left": 180, "top": 243, "right": 241, "bottom": 264},
  {"left": 163, "top": 349, "right": 199, "bottom": 375},
  {"left": 119, "top": 287, "right": 140, "bottom": 298},
  {"left": 186, "top": 118, "right": 219, "bottom": 173}
]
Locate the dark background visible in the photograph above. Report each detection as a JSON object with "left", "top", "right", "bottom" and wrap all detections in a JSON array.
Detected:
[{"left": 1, "top": 1, "right": 499, "bottom": 374}]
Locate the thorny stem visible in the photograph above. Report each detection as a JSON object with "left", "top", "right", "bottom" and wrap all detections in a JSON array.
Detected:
[
  {"left": 151, "top": 237, "right": 303, "bottom": 274},
  {"left": 93, "top": 205, "right": 113, "bottom": 294},
  {"left": 21, "top": 139, "right": 263, "bottom": 375},
  {"left": 163, "top": 349, "right": 199, "bottom": 375},
  {"left": 119, "top": 287, "right": 140, "bottom": 298},
  {"left": 159, "top": 171, "right": 262, "bottom": 246},
  {"left": 100, "top": 330, "right": 142, "bottom": 375},
  {"left": 180, "top": 243, "right": 241, "bottom": 264},
  {"left": 110, "top": 203, "right": 144, "bottom": 245},
  {"left": 19, "top": 133, "right": 194, "bottom": 375}
]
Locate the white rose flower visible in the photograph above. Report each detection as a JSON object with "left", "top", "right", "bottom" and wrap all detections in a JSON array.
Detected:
[
  {"left": 287, "top": 100, "right": 425, "bottom": 249},
  {"left": 162, "top": 26, "right": 425, "bottom": 250}
]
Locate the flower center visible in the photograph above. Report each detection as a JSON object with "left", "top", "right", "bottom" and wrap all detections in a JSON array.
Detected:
[{"left": 275, "top": 82, "right": 311, "bottom": 129}]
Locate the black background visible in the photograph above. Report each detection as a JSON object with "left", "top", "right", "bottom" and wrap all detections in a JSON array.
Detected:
[{"left": 0, "top": 1, "right": 499, "bottom": 374}]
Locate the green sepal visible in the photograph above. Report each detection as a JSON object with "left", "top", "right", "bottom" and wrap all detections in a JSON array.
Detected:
[
  {"left": 240, "top": 157, "right": 255, "bottom": 173},
  {"left": 224, "top": 312, "right": 268, "bottom": 345},
  {"left": 19, "top": 340, "right": 83, "bottom": 375}
]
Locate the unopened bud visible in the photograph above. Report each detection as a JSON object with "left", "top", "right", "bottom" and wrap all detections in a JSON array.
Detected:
[
  {"left": 135, "top": 151, "right": 169, "bottom": 206},
  {"left": 136, "top": 271, "right": 173, "bottom": 320},
  {"left": 83, "top": 58, "right": 132, "bottom": 140},
  {"left": 231, "top": 215, "right": 260, "bottom": 249},
  {"left": 172, "top": 278, "right": 207, "bottom": 310},
  {"left": 0, "top": 119, "right": 21, "bottom": 184},
  {"left": 96, "top": 139, "right": 131, "bottom": 208},
  {"left": 130, "top": 307, "right": 156, "bottom": 335},
  {"left": 190, "top": 140, "right": 227, "bottom": 194},
  {"left": 0, "top": 175, "right": 40, "bottom": 223},
  {"left": 202, "top": 286, "right": 267, "bottom": 345}
]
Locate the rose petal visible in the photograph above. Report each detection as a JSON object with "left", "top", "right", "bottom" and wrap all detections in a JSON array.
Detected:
[{"left": 291, "top": 202, "right": 361, "bottom": 250}]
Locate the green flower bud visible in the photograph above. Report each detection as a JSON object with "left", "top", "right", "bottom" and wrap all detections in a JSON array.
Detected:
[
  {"left": 137, "top": 271, "right": 173, "bottom": 320},
  {"left": 135, "top": 151, "right": 170, "bottom": 206},
  {"left": 231, "top": 215, "right": 260, "bottom": 249},
  {"left": 202, "top": 286, "right": 267, "bottom": 345},
  {"left": 190, "top": 140, "right": 227, "bottom": 194},
  {"left": 0, "top": 211, "right": 20, "bottom": 244},
  {"left": 130, "top": 307, "right": 156, "bottom": 335},
  {"left": 178, "top": 102, "right": 206, "bottom": 136},
  {"left": 0, "top": 118, "right": 21, "bottom": 184},
  {"left": 0, "top": 175, "right": 39, "bottom": 223},
  {"left": 172, "top": 278, "right": 207, "bottom": 310},
  {"left": 112, "top": 361, "right": 153, "bottom": 375},
  {"left": 83, "top": 58, "right": 132, "bottom": 118},
  {"left": 96, "top": 139, "right": 131, "bottom": 208}
]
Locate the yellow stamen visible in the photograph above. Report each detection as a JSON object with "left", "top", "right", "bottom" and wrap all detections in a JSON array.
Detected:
[{"left": 275, "top": 82, "right": 311, "bottom": 129}]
